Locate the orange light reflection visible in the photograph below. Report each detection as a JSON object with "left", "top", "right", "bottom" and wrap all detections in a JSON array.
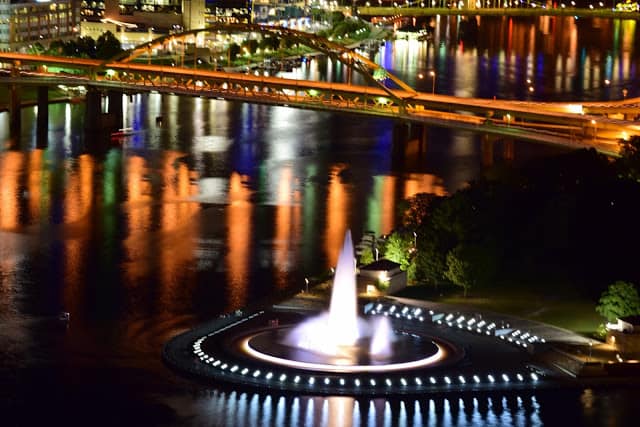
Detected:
[
  {"left": 226, "top": 172, "right": 252, "bottom": 307},
  {"left": 325, "top": 165, "right": 349, "bottom": 267},
  {"left": 0, "top": 152, "right": 22, "bottom": 230}
]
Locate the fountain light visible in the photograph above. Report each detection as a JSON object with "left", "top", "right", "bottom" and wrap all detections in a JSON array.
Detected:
[{"left": 283, "top": 230, "right": 396, "bottom": 358}]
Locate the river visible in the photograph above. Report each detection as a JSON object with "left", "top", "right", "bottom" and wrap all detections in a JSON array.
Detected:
[{"left": 0, "top": 14, "right": 638, "bottom": 427}]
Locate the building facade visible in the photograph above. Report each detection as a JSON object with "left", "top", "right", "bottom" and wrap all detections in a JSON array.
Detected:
[{"left": 0, "top": 0, "right": 81, "bottom": 51}]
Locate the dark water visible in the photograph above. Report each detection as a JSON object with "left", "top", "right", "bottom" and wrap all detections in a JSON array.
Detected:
[{"left": 1, "top": 15, "right": 639, "bottom": 427}]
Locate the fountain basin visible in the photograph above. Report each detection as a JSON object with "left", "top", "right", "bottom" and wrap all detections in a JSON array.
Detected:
[{"left": 241, "top": 326, "right": 449, "bottom": 373}]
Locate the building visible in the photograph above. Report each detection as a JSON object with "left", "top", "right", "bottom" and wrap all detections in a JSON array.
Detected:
[
  {"left": 0, "top": 0, "right": 81, "bottom": 51},
  {"left": 357, "top": 258, "right": 407, "bottom": 295},
  {"left": 606, "top": 315, "right": 640, "bottom": 358},
  {"left": 98, "top": 0, "right": 204, "bottom": 32}
]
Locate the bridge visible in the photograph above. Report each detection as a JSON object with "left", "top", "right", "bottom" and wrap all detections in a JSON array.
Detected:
[{"left": 1, "top": 23, "right": 639, "bottom": 156}]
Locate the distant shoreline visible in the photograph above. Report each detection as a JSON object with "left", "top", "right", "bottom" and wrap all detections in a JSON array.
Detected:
[{"left": 357, "top": 6, "right": 640, "bottom": 20}]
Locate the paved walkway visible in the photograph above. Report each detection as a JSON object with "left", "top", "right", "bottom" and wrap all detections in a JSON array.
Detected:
[
  {"left": 389, "top": 296, "right": 591, "bottom": 345},
  {"left": 276, "top": 290, "right": 621, "bottom": 366}
]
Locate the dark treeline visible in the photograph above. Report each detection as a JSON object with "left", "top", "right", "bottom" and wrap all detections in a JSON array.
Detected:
[
  {"left": 29, "top": 31, "right": 123, "bottom": 60},
  {"left": 406, "top": 139, "right": 640, "bottom": 299}
]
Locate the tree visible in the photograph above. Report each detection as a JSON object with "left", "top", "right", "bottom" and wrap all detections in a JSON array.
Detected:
[
  {"left": 596, "top": 281, "right": 640, "bottom": 322},
  {"left": 241, "top": 39, "right": 259, "bottom": 55},
  {"left": 444, "top": 246, "right": 474, "bottom": 297},
  {"left": 383, "top": 231, "right": 413, "bottom": 271},
  {"left": 398, "top": 192, "right": 439, "bottom": 228},
  {"left": 96, "top": 31, "right": 123, "bottom": 59},
  {"left": 358, "top": 246, "right": 374, "bottom": 266},
  {"left": 259, "top": 36, "right": 280, "bottom": 51},
  {"left": 76, "top": 36, "right": 96, "bottom": 58},
  {"left": 28, "top": 42, "right": 45, "bottom": 55},
  {"left": 227, "top": 43, "right": 241, "bottom": 62},
  {"left": 444, "top": 244, "right": 497, "bottom": 297},
  {"left": 616, "top": 135, "right": 640, "bottom": 182}
]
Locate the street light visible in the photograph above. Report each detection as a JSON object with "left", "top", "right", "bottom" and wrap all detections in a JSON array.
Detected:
[
  {"left": 591, "top": 119, "right": 597, "bottom": 141},
  {"left": 429, "top": 70, "right": 436, "bottom": 94}
]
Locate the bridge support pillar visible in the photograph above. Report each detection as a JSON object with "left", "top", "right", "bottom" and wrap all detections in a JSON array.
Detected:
[
  {"left": 503, "top": 138, "right": 514, "bottom": 162},
  {"left": 391, "top": 122, "right": 410, "bottom": 170},
  {"left": 107, "top": 90, "right": 123, "bottom": 131},
  {"left": 9, "top": 83, "right": 21, "bottom": 144},
  {"left": 481, "top": 134, "right": 494, "bottom": 167},
  {"left": 108, "top": 90, "right": 123, "bottom": 118},
  {"left": 85, "top": 87, "right": 121, "bottom": 133},
  {"left": 421, "top": 124, "right": 428, "bottom": 148},
  {"left": 392, "top": 122, "right": 410, "bottom": 146},
  {"left": 84, "top": 87, "right": 103, "bottom": 131},
  {"left": 36, "top": 86, "right": 49, "bottom": 148}
]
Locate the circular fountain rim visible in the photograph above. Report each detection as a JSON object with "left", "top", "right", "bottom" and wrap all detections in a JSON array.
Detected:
[{"left": 240, "top": 332, "right": 448, "bottom": 373}]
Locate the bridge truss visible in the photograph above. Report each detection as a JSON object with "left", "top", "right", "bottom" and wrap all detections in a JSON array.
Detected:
[{"left": 112, "top": 22, "right": 417, "bottom": 104}]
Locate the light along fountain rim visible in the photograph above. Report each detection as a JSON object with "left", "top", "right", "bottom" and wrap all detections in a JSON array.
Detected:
[{"left": 240, "top": 333, "right": 448, "bottom": 373}]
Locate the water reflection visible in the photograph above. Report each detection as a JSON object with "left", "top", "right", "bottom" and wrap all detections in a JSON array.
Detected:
[
  {"left": 227, "top": 171, "right": 253, "bottom": 305},
  {"left": 175, "top": 392, "right": 546, "bottom": 427},
  {"left": 383, "top": 16, "right": 639, "bottom": 101}
]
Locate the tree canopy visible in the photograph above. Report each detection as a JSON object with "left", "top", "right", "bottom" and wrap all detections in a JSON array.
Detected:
[
  {"left": 47, "top": 32, "right": 123, "bottom": 60},
  {"left": 405, "top": 147, "right": 640, "bottom": 297},
  {"left": 596, "top": 281, "right": 640, "bottom": 322}
]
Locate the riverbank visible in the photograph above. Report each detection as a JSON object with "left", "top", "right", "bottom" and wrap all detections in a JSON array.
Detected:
[{"left": 358, "top": 6, "right": 640, "bottom": 20}]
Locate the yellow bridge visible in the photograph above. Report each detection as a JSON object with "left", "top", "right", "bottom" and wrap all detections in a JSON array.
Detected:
[{"left": 1, "top": 23, "right": 638, "bottom": 156}]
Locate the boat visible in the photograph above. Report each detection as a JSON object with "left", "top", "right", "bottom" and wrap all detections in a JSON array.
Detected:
[{"left": 111, "top": 127, "right": 135, "bottom": 138}]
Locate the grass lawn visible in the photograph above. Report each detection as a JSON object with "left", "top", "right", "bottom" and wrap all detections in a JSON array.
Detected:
[{"left": 395, "top": 282, "right": 603, "bottom": 337}]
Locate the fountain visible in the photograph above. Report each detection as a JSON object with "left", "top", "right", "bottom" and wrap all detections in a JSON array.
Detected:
[
  {"left": 163, "top": 229, "right": 473, "bottom": 395},
  {"left": 282, "top": 230, "right": 395, "bottom": 360}
]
